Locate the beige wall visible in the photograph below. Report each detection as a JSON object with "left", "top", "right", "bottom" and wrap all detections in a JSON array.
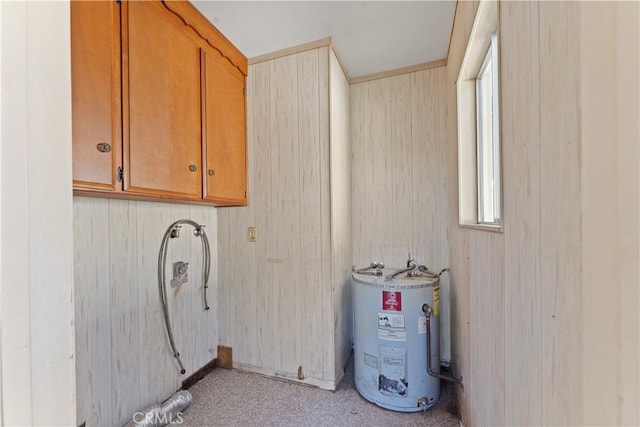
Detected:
[
  {"left": 350, "top": 67, "right": 452, "bottom": 362},
  {"left": 330, "top": 48, "right": 353, "bottom": 381},
  {"left": 1, "top": 1, "right": 76, "bottom": 425},
  {"left": 581, "top": 2, "right": 639, "bottom": 424},
  {"left": 73, "top": 198, "right": 218, "bottom": 426},
  {"left": 447, "top": 1, "right": 639, "bottom": 425},
  {"left": 217, "top": 45, "right": 352, "bottom": 389}
]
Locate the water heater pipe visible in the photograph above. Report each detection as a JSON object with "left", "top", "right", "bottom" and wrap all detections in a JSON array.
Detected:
[{"left": 422, "top": 303, "right": 464, "bottom": 386}]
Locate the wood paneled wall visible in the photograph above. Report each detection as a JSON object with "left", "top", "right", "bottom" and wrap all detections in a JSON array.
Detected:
[
  {"left": 446, "top": 2, "right": 638, "bottom": 425},
  {"left": 580, "top": 2, "right": 639, "bottom": 424},
  {"left": 350, "top": 67, "right": 451, "bottom": 362},
  {"left": 329, "top": 48, "right": 353, "bottom": 382},
  {"left": 447, "top": 1, "right": 582, "bottom": 424},
  {"left": 74, "top": 197, "right": 218, "bottom": 427},
  {"left": 217, "top": 45, "right": 352, "bottom": 389}
]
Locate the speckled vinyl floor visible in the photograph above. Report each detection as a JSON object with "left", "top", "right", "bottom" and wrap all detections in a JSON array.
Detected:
[{"left": 180, "top": 357, "right": 460, "bottom": 427}]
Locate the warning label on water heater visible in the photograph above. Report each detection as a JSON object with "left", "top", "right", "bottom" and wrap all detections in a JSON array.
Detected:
[
  {"left": 378, "top": 313, "right": 406, "bottom": 341},
  {"left": 382, "top": 290, "right": 402, "bottom": 311},
  {"left": 418, "top": 316, "right": 427, "bottom": 334}
]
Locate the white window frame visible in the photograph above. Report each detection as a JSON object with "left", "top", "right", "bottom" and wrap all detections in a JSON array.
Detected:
[
  {"left": 476, "top": 34, "right": 500, "bottom": 225},
  {"left": 456, "top": 0, "right": 501, "bottom": 232}
]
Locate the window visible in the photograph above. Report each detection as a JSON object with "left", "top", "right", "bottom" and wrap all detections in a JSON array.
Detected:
[
  {"left": 456, "top": 0, "right": 501, "bottom": 231},
  {"left": 476, "top": 35, "right": 500, "bottom": 225}
]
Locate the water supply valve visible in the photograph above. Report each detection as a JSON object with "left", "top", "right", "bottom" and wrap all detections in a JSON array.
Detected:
[{"left": 171, "top": 261, "right": 189, "bottom": 288}]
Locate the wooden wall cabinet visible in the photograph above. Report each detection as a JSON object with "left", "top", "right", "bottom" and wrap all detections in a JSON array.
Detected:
[
  {"left": 202, "top": 50, "right": 247, "bottom": 205},
  {"left": 71, "top": 0, "right": 248, "bottom": 206},
  {"left": 123, "top": 0, "right": 202, "bottom": 200},
  {"left": 71, "top": 0, "right": 122, "bottom": 191}
]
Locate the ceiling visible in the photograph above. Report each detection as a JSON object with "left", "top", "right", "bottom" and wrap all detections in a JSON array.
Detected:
[{"left": 191, "top": 1, "right": 456, "bottom": 79}]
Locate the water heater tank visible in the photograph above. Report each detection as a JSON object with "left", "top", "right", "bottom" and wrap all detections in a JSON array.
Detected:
[{"left": 353, "top": 268, "right": 441, "bottom": 412}]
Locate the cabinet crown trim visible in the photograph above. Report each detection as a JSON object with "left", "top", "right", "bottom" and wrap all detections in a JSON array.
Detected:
[{"left": 160, "top": 0, "right": 248, "bottom": 76}]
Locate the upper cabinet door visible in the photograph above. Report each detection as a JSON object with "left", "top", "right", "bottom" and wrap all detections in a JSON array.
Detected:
[
  {"left": 202, "top": 50, "right": 247, "bottom": 205},
  {"left": 71, "top": 0, "right": 122, "bottom": 191},
  {"left": 122, "top": 0, "right": 202, "bottom": 199}
]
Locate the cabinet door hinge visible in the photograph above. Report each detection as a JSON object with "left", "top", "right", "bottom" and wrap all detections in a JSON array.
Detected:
[
  {"left": 243, "top": 87, "right": 246, "bottom": 96},
  {"left": 117, "top": 167, "right": 124, "bottom": 182}
]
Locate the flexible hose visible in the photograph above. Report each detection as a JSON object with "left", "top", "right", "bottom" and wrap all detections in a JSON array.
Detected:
[
  {"left": 199, "top": 228, "right": 211, "bottom": 311},
  {"left": 124, "top": 390, "right": 193, "bottom": 427},
  {"left": 158, "top": 219, "right": 211, "bottom": 375}
]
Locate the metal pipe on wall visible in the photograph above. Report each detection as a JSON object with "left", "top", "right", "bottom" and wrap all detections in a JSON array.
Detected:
[{"left": 158, "top": 219, "right": 211, "bottom": 375}]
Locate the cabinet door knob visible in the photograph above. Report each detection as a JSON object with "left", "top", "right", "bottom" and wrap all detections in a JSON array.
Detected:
[
  {"left": 208, "top": 169, "right": 216, "bottom": 176},
  {"left": 189, "top": 165, "right": 197, "bottom": 172},
  {"left": 96, "top": 143, "right": 111, "bottom": 153}
]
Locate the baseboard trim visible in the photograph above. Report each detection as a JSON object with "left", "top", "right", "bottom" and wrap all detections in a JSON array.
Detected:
[
  {"left": 232, "top": 362, "right": 337, "bottom": 391},
  {"left": 181, "top": 358, "right": 218, "bottom": 390}
]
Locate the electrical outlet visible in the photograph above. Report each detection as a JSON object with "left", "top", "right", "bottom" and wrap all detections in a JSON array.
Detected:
[{"left": 248, "top": 226, "right": 257, "bottom": 242}]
